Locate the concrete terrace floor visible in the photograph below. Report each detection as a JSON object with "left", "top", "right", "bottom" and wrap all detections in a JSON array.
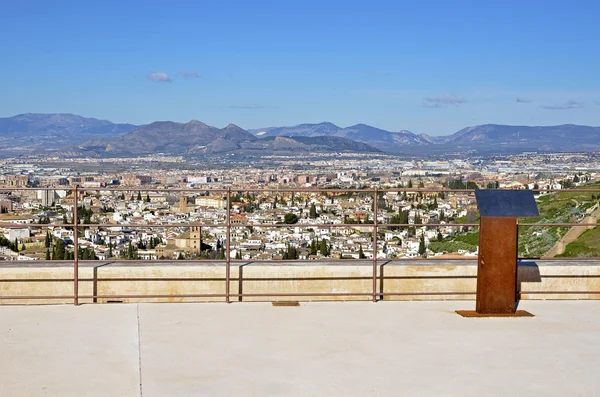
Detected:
[{"left": 1, "top": 301, "right": 599, "bottom": 397}]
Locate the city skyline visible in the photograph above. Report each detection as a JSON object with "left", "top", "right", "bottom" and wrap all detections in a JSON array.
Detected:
[{"left": 2, "top": 1, "right": 600, "bottom": 135}]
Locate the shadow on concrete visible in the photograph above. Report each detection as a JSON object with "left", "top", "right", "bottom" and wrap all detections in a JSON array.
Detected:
[
  {"left": 238, "top": 262, "right": 251, "bottom": 302},
  {"left": 93, "top": 262, "right": 115, "bottom": 303},
  {"left": 379, "top": 261, "right": 391, "bottom": 301},
  {"left": 516, "top": 260, "right": 541, "bottom": 308}
]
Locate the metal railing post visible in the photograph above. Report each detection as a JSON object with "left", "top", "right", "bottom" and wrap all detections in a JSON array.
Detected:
[
  {"left": 73, "top": 185, "right": 79, "bottom": 306},
  {"left": 226, "top": 187, "right": 231, "bottom": 303},
  {"left": 372, "top": 188, "right": 378, "bottom": 302}
]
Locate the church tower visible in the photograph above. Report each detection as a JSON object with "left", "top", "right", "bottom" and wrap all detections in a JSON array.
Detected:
[{"left": 180, "top": 195, "right": 188, "bottom": 213}]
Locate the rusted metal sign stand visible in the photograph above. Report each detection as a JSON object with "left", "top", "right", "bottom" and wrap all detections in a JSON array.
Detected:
[{"left": 457, "top": 190, "right": 539, "bottom": 317}]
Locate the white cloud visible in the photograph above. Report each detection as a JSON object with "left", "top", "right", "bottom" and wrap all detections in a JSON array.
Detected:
[
  {"left": 423, "top": 94, "right": 467, "bottom": 108},
  {"left": 147, "top": 72, "right": 172, "bottom": 83}
]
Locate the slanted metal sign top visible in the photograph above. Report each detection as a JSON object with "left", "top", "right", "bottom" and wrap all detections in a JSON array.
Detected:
[{"left": 475, "top": 190, "right": 539, "bottom": 218}]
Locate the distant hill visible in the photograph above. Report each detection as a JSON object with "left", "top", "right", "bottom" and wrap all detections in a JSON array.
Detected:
[
  {"left": 73, "top": 121, "right": 381, "bottom": 157},
  {"left": 78, "top": 120, "right": 257, "bottom": 155},
  {"left": 441, "top": 124, "right": 600, "bottom": 152},
  {"left": 254, "top": 122, "right": 600, "bottom": 154},
  {"left": 246, "top": 136, "right": 382, "bottom": 154},
  {"left": 0, "top": 113, "right": 138, "bottom": 154},
  {"left": 250, "top": 122, "right": 429, "bottom": 153}
]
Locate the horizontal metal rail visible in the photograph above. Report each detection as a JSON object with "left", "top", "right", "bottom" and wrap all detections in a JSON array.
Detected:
[{"left": 2, "top": 186, "right": 600, "bottom": 305}]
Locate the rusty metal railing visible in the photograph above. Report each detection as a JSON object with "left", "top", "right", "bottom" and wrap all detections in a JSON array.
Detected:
[{"left": 0, "top": 186, "right": 599, "bottom": 304}]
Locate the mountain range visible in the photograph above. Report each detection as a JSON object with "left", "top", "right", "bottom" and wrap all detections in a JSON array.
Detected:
[
  {"left": 252, "top": 122, "right": 600, "bottom": 153},
  {"left": 250, "top": 122, "right": 429, "bottom": 153},
  {"left": 68, "top": 120, "right": 382, "bottom": 156},
  {"left": 0, "top": 113, "right": 138, "bottom": 155},
  {"left": 1, "top": 113, "right": 599, "bottom": 156}
]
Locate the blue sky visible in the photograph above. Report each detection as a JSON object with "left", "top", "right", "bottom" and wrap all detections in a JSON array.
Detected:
[{"left": 1, "top": 0, "right": 599, "bottom": 135}]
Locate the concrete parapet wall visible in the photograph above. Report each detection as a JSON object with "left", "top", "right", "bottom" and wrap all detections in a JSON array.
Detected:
[{"left": 1, "top": 260, "right": 599, "bottom": 304}]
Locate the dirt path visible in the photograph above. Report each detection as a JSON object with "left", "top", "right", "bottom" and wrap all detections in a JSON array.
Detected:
[{"left": 543, "top": 204, "right": 600, "bottom": 258}]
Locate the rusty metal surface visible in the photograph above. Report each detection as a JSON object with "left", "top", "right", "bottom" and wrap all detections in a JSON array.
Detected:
[
  {"left": 476, "top": 217, "right": 518, "bottom": 314},
  {"left": 476, "top": 190, "right": 539, "bottom": 218},
  {"left": 456, "top": 310, "right": 534, "bottom": 318},
  {"left": 372, "top": 188, "right": 378, "bottom": 302},
  {"left": 73, "top": 186, "right": 79, "bottom": 306},
  {"left": 225, "top": 188, "right": 231, "bottom": 303}
]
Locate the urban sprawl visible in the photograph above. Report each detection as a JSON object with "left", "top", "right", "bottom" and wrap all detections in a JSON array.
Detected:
[{"left": 1, "top": 152, "right": 598, "bottom": 262}]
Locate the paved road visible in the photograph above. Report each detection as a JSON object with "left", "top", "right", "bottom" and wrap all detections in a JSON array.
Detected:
[{"left": 2, "top": 301, "right": 600, "bottom": 396}]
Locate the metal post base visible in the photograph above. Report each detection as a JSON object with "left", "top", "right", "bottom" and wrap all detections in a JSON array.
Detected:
[{"left": 455, "top": 310, "right": 534, "bottom": 318}]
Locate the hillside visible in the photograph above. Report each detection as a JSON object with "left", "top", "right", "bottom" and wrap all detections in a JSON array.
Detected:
[
  {"left": 78, "top": 120, "right": 257, "bottom": 155},
  {"left": 0, "top": 113, "right": 138, "bottom": 154},
  {"left": 73, "top": 122, "right": 381, "bottom": 156},
  {"left": 251, "top": 122, "right": 429, "bottom": 153},
  {"left": 443, "top": 124, "right": 600, "bottom": 152},
  {"left": 434, "top": 183, "right": 600, "bottom": 258}
]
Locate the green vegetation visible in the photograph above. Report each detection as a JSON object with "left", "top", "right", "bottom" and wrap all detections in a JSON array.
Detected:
[
  {"left": 453, "top": 231, "right": 480, "bottom": 246},
  {"left": 284, "top": 213, "right": 299, "bottom": 224},
  {"left": 518, "top": 182, "right": 600, "bottom": 257},
  {"left": 557, "top": 221, "right": 600, "bottom": 258},
  {"left": 437, "top": 181, "right": 600, "bottom": 258},
  {"left": 429, "top": 240, "right": 477, "bottom": 254}
]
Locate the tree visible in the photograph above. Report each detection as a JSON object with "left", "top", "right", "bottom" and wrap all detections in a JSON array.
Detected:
[
  {"left": 358, "top": 244, "right": 366, "bottom": 259},
  {"left": 465, "top": 181, "right": 479, "bottom": 190},
  {"left": 447, "top": 179, "right": 467, "bottom": 190},
  {"left": 284, "top": 213, "right": 299, "bottom": 224},
  {"left": 137, "top": 192, "right": 142, "bottom": 201},
  {"left": 319, "top": 239, "right": 329, "bottom": 256},
  {"left": 414, "top": 213, "right": 422, "bottom": 226},
  {"left": 429, "top": 197, "right": 438, "bottom": 210},
  {"left": 53, "top": 238, "right": 66, "bottom": 260},
  {"left": 573, "top": 174, "right": 580, "bottom": 183},
  {"left": 127, "top": 241, "right": 135, "bottom": 259},
  {"left": 45, "top": 232, "right": 51, "bottom": 248},
  {"left": 178, "top": 252, "right": 184, "bottom": 260},
  {"left": 418, "top": 234, "right": 426, "bottom": 256},
  {"left": 282, "top": 243, "right": 298, "bottom": 260},
  {"left": 309, "top": 203, "right": 317, "bottom": 218},
  {"left": 145, "top": 193, "right": 151, "bottom": 202},
  {"left": 272, "top": 196, "right": 277, "bottom": 209},
  {"left": 21, "top": 243, "right": 26, "bottom": 251},
  {"left": 310, "top": 239, "right": 318, "bottom": 255}
]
